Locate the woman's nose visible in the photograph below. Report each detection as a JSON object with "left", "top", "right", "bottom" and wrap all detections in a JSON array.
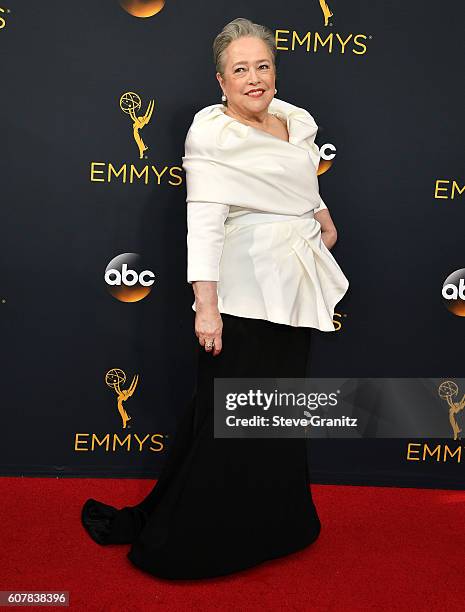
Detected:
[{"left": 248, "top": 67, "right": 259, "bottom": 83}]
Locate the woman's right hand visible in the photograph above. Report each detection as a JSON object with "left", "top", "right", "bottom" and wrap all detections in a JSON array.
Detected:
[
  {"left": 192, "top": 281, "right": 223, "bottom": 356},
  {"left": 195, "top": 305, "right": 223, "bottom": 356}
]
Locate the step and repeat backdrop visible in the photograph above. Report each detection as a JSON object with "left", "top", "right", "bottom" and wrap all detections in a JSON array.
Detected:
[{"left": 2, "top": 1, "right": 464, "bottom": 488}]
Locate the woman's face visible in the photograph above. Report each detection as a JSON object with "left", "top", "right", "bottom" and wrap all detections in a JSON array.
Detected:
[{"left": 216, "top": 36, "right": 276, "bottom": 116}]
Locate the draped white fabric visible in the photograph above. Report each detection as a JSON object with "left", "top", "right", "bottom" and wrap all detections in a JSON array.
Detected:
[{"left": 182, "top": 97, "right": 324, "bottom": 216}]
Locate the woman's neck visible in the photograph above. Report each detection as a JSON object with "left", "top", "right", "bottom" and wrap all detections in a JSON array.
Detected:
[{"left": 223, "top": 106, "right": 273, "bottom": 129}]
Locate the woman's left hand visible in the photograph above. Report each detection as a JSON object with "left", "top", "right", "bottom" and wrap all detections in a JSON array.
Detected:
[
  {"left": 315, "top": 209, "right": 338, "bottom": 250},
  {"left": 321, "top": 228, "right": 338, "bottom": 250}
]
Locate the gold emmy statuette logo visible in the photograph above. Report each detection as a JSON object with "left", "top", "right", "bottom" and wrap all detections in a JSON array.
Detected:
[
  {"left": 119, "top": 0, "right": 165, "bottom": 18},
  {"left": 438, "top": 380, "right": 465, "bottom": 441},
  {"left": 0, "top": 6, "right": 9, "bottom": 29},
  {"left": 105, "top": 368, "right": 139, "bottom": 429},
  {"left": 318, "top": 0, "right": 334, "bottom": 25},
  {"left": 120, "top": 92, "right": 154, "bottom": 159}
]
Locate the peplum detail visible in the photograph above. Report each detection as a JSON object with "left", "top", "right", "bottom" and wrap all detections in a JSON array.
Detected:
[{"left": 192, "top": 213, "right": 349, "bottom": 331}]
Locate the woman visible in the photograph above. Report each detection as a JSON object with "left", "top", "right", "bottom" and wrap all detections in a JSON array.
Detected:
[{"left": 81, "top": 17, "right": 349, "bottom": 580}]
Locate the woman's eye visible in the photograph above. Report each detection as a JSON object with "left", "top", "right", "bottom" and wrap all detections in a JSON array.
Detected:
[{"left": 234, "top": 64, "right": 269, "bottom": 73}]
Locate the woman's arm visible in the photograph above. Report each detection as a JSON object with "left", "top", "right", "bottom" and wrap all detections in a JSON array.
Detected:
[
  {"left": 187, "top": 201, "right": 230, "bottom": 355},
  {"left": 187, "top": 201, "right": 230, "bottom": 284},
  {"left": 313, "top": 197, "right": 338, "bottom": 250}
]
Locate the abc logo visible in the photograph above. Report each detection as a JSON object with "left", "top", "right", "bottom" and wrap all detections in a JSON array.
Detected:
[
  {"left": 105, "top": 253, "right": 155, "bottom": 302},
  {"left": 442, "top": 269, "right": 465, "bottom": 317}
]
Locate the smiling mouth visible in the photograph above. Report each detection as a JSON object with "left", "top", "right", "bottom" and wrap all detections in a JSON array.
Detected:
[{"left": 246, "top": 89, "right": 265, "bottom": 97}]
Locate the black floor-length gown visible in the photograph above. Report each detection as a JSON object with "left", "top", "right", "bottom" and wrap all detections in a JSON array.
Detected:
[{"left": 81, "top": 312, "right": 321, "bottom": 580}]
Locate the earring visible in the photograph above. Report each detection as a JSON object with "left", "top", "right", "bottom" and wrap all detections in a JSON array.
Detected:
[
  {"left": 221, "top": 94, "right": 227, "bottom": 103},
  {"left": 274, "top": 88, "right": 277, "bottom": 94}
]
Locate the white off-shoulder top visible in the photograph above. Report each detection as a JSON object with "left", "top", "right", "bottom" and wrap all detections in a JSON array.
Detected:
[{"left": 182, "top": 97, "right": 349, "bottom": 331}]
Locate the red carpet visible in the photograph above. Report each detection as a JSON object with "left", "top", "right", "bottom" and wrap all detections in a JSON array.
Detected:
[{"left": 1, "top": 477, "right": 465, "bottom": 611}]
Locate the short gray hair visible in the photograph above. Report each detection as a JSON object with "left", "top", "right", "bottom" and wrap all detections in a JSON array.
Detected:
[{"left": 213, "top": 17, "right": 277, "bottom": 77}]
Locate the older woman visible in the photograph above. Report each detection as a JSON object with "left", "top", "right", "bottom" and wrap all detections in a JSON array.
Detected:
[{"left": 81, "top": 17, "right": 349, "bottom": 580}]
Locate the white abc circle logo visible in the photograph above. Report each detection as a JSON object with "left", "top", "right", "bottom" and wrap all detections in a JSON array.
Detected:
[
  {"left": 319, "top": 143, "right": 336, "bottom": 161},
  {"left": 442, "top": 268, "right": 465, "bottom": 317},
  {"left": 105, "top": 253, "right": 155, "bottom": 302}
]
